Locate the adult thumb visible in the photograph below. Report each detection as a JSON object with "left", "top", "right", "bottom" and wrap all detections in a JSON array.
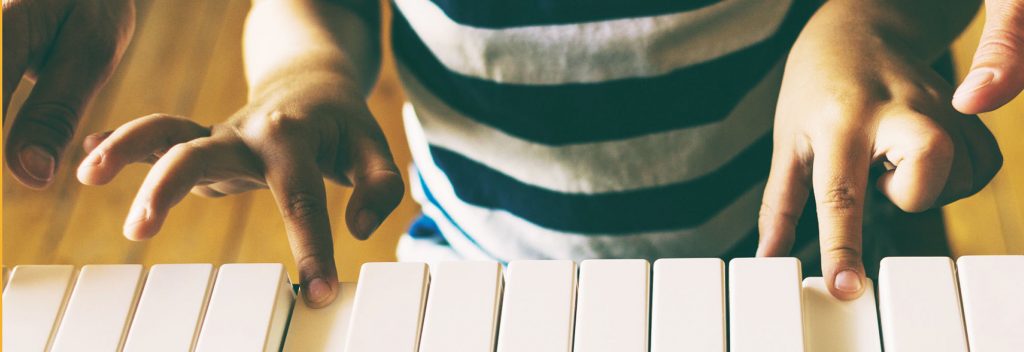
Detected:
[{"left": 953, "top": 0, "right": 1024, "bottom": 114}]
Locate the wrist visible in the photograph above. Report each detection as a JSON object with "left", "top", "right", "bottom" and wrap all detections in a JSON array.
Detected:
[
  {"left": 795, "top": 0, "right": 977, "bottom": 64},
  {"left": 247, "top": 63, "right": 364, "bottom": 104}
]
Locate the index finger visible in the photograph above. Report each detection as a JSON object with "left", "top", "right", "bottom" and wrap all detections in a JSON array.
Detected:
[
  {"left": 813, "top": 137, "right": 870, "bottom": 300},
  {"left": 262, "top": 137, "right": 339, "bottom": 308}
]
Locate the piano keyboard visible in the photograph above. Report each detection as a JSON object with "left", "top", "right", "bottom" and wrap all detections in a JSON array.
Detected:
[{"left": 2, "top": 256, "right": 1022, "bottom": 352}]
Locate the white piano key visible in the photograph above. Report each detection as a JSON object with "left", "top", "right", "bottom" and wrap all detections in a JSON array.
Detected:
[
  {"left": 573, "top": 259, "right": 650, "bottom": 352},
  {"left": 283, "top": 282, "right": 358, "bottom": 352},
  {"left": 51, "top": 264, "right": 145, "bottom": 352},
  {"left": 345, "top": 262, "right": 430, "bottom": 352},
  {"left": 650, "top": 258, "right": 725, "bottom": 352},
  {"left": 2, "top": 265, "right": 76, "bottom": 352},
  {"left": 123, "top": 264, "right": 214, "bottom": 352},
  {"left": 879, "top": 257, "right": 967, "bottom": 352},
  {"left": 496, "top": 260, "right": 577, "bottom": 352},
  {"left": 956, "top": 255, "right": 1024, "bottom": 351},
  {"left": 194, "top": 263, "right": 294, "bottom": 352},
  {"left": 802, "top": 277, "right": 881, "bottom": 352},
  {"left": 420, "top": 261, "right": 503, "bottom": 352},
  {"left": 729, "top": 257, "right": 806, "bottom": 352}
]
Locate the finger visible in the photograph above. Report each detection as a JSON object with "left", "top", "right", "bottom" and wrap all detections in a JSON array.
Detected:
[
  {"left": 342, "top": 122, "right": 405, "bottom": 240},
  {"left": 258, "top": 117, "right": 339, "bottom": 308},
  {"left": 77, "top": 115, "right": 209, "bottom": 185},
  {"left": 874, "top": 114, "right": 956, "bottom": 212},
  {"left": 757, "top": 151, "right": 811, "bottom": 257},
  {"left": 125, "top": 139, "right": 220, "bottom": 240},
  {"left": 4, "top": 4, "right": 133, "bottom": 188},
  {"left": 124, "top": 138, "right": 253, "bottom": 240},
  {"left": 953, "top": 0, "right": 1024, "bottom": 114},
  {"left": 813, "top": 137, "right": 870, "bottom": 300},
  {"left": 83, "top": 131, "right": 114, "bottom": 154},
  {"left": 193, "top": 179, "right": 267, "bottom": 198}
]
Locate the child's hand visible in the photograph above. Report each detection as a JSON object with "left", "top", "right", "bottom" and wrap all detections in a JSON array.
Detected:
[
  {"left": 758, "top": 7, "right": 1002, "bottom": 300},
  {"left": 76, "top": 76, "right": 405, "bottom": 307}
]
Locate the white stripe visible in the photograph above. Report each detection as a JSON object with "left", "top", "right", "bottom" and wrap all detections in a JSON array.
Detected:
[
  {"left": 394, "top": 0, "right": 792, "bottom": 84},
  {"left": 404, "top": 110, "right": 762, "bottom": 262},
  {"left": 398, "top": 61, "right": 780, "bottom": 194}
]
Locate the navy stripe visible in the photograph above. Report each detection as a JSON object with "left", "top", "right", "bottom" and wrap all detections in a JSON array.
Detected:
[
  {"left": 417, "top": 170, "right": 505, "bottom": 262},
  {"left": 428, "top": 133, "right": 772, "bottom": 234},
  {"left": 424, "top": 0, "right": 720, "bottom": 29},
  {"left": 392, "top": 2, "right": 815, "bottom": 145}
]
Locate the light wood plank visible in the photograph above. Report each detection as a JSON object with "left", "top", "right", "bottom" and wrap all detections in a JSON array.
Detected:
[{"left": 52, "top": 0, "right": 235, "bottom": 266}]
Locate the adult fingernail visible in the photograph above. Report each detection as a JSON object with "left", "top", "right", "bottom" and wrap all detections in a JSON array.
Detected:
[
  {"left": 356, "top": 209, "right": 380, "bottom": 239},
  {"left": 307, "top": 277, "right": 333, "bottom": 304},
  {"left": 954, "top": 69, "right": 995, "bottom": 99},
  {"left": 19, "top": 145, "right": 55, "bottom": 182},
  {"left": 834, "top": 270, "right": 863, "bottom": 293}
]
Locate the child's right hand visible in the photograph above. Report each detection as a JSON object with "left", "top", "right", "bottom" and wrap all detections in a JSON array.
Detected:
[{"left": 76, "top": 74, "right": 405, "bottom": 308}]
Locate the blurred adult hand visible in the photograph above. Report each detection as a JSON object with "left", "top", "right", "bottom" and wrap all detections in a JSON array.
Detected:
[
  {"left": 953, "top": 0, "right": 1024, "bottom": 114},
  {"left": 3, "top": 0, "right": 135, "bottom": 188}
]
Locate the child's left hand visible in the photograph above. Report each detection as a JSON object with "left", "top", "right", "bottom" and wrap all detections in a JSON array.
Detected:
[{"left": 757, "top": 3, "right": 1002, "bottom": 300}]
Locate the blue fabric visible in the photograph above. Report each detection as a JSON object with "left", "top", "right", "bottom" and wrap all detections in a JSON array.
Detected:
[
  {"left": 425, "top": 0, "right": 721, "bottom": 28},
  {"left": 391, "top": 2, "right": 814, "bottom": 145},
  {"left": 428, "top": 133, "right": 772, "bottom": 234}
]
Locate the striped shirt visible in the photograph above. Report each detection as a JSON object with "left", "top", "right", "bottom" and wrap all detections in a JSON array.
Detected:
[{"left": 392, "top": 0, "right": 823, "bottom": 263}]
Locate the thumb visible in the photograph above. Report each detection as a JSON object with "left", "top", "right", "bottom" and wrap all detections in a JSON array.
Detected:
[
  {"left": 343, "top": 121, "right": 405, "bottom": 240},
  {"left": 953, "top": 0, "right": 1024, "bottom": 114},
  {"left": 4, "top": 3, "right": 133, "bottom": 188}
]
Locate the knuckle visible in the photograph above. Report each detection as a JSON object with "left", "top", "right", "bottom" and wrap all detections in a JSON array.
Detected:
[
  {"left": 164, "top": 140, "right": 209, "bottom": 164},
  {"left": 758, "top": 201, "right": 800, "bottom": 233},
  {"left": 824, "top": 244, "right": 862, "bottom": 265},
  {"left": 282, "top": 191, "right": 327, "bottom": 223},
  {"left": 295, "top": 249, "right": 333, "bottom": 276},
  {"left": 252, "top": 111, "right": 307, "bottom": 139},
  {"left": 976, "top": 27, "right": 1024, "bottom": 60},
  {"left": 166, "top": 140, "right": 199, "bottom": 157},
  {"left": 915, "top": 127, "right": 955, "bottom": 163},
  {"left": 17, "top": 102, "right": 79, "bottom": 144},
  {"left": 820, "top": 181, "right": 861, "bottom": 213}
]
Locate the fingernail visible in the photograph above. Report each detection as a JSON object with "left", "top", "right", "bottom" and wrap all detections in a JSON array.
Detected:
[
  {"left": 954, "top": 69, "right": 995, "bottom": 98},
  {"left": 19, "top": 145, "right": 55, "bottom": 182},
  {"left": 834, "top": 270, "right": 863, "bottom": 293},
  {"left": 307, "top": 277, "right": 333, "bottom": 304},
  {"left": 356, "top": 209, "right": 381, "bottom": 239}
]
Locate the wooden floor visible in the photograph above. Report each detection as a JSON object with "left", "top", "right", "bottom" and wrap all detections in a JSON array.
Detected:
[{"left": 2, "top": 2, "right": 1021, "bottom": 282}]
